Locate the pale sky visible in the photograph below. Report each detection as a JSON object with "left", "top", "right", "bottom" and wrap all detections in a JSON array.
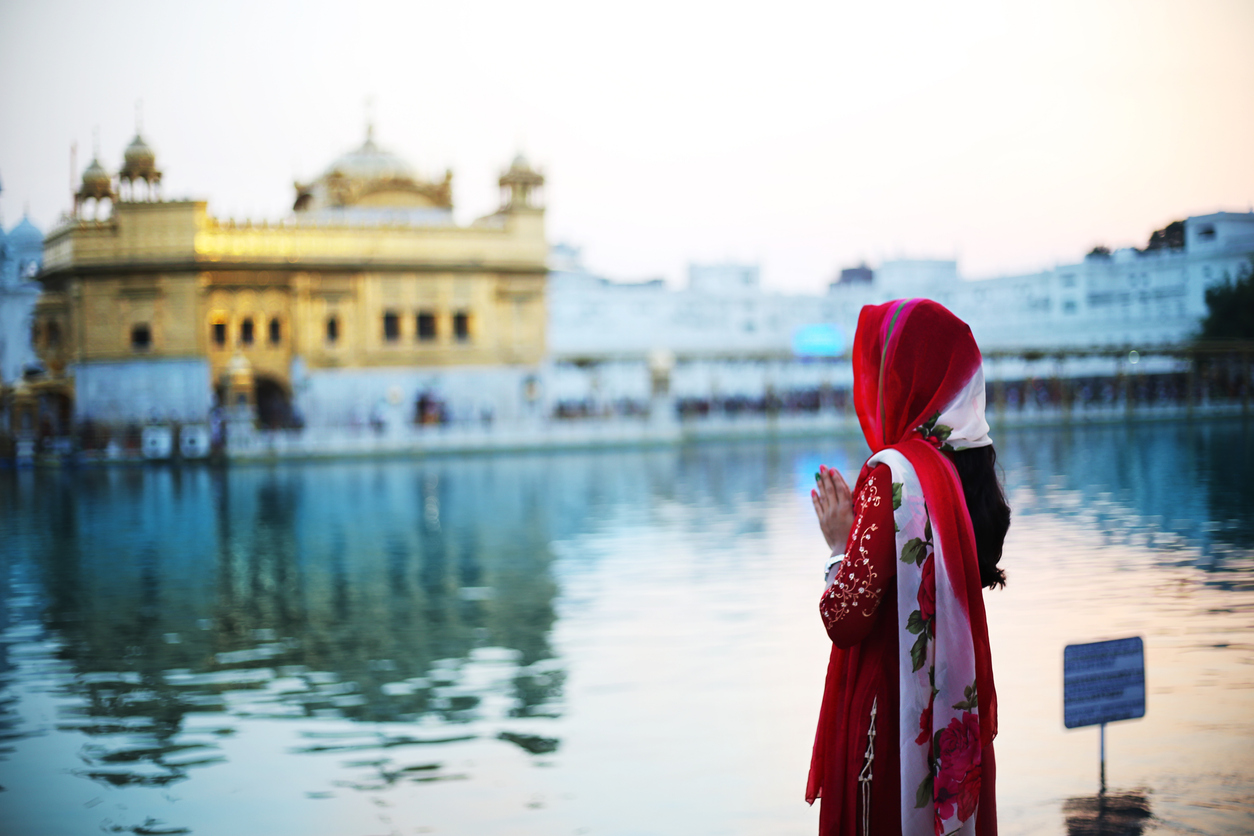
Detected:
[{"left": 1, "top": 0, "right": 1252, "bottom": 291}]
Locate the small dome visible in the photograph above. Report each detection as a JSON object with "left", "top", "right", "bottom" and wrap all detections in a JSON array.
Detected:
[
  {"left": 8, "top": 216, "right": 42, "bottom": 249},
  {"left": 509, "top": 153, "right": 532, "bottom": 172},
  {"left": 78, "top": 158, "right": 115, "bottom": 205},
  {"left": 81, "top": 158, "right": 111, "bottom": 190},
  {"left": 124, "top": 134, "right": 156, "bottom": 169},
  {"left": 120, "top": 133, "right": 160, "bottom": 183}
]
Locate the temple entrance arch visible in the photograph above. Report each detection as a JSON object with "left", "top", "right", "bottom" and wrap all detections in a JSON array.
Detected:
[{"left": 254, "top": 376, "right": 294, "bottom": 429}]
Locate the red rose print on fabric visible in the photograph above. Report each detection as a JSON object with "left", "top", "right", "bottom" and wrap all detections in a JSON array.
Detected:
[
  {"left": 955, "top": 764, "right": 982, "bottom": 821},
  {"left": 934, "top": 711, "right": 982, "bottom": 825},
  {"left": 915, "top": 695, "right": 934, "bottom": 747}
]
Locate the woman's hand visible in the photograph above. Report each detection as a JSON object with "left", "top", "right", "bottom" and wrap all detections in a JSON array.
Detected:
[{"left": 812, "top": 465, "right": 854, "bottom": 553}]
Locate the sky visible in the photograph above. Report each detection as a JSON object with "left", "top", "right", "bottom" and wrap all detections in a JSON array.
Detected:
[{"left": 1, "top": 0, "right": 1252, "bottom": 292}]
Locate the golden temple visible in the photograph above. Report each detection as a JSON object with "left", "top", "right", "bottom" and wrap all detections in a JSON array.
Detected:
[{"left": 28, "top": 126, "right": 548, "bottom": 431}]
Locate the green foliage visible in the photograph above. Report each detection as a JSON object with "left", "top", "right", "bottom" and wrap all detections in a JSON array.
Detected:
[
  {"left": 1143, "top": 220, "right": 1185, "bottom": 253},
  {"left": 952, "top": 682, "right": 978, "bottom": 711},
  {"left": 915, "top": 773, "right": 934, "bottom": 808},
  {"left": 901, "top": 537, "right": 928, "bottom": 565},
  {"left": 910, "top": 631, "right": 929, "bottom": 672},
  {"left": 1200, "top": 259, "right": 1254, "bottom": 341}
]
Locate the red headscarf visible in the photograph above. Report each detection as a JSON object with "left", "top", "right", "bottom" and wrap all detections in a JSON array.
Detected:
[
  {"left": 852, "top": 298, "right": 984, "bottom": 454},
  {"left": 809, "top": 299, "right": 998, "bottom": 834}
]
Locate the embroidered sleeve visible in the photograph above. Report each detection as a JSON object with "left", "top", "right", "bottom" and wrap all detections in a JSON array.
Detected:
[{"left": 819, "top": 463, "right": 897, "bottom": 648}]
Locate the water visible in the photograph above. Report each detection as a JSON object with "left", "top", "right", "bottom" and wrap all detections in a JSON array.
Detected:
[{"left": 0, "top": 420, "right": 1251, "bottom": 836}]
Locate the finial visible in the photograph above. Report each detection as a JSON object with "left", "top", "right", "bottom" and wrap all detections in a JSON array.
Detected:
[
  {"left": 93, "top": 126, "right": 101, "bottom": 159},
  {"left": 365, "top": 95, "right": 375, "bottom": 142},
  {"left": 136, "top": 99, "right": 144, "bottom": 134}
]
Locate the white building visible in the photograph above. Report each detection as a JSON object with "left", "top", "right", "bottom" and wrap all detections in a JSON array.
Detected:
[
  {"left": 545, "top": 212, "right": 1254, "bottom": 407},
  {"left": 830, "top": 212, "right": 1254, "bottom": 351},
  {"left": 546, "top": 246, "right": 850, "bottom": 407}
]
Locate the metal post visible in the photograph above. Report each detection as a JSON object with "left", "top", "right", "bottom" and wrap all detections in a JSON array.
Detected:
[{"left": 1099, "top": 722, "right": 1107, "bottom": 795}]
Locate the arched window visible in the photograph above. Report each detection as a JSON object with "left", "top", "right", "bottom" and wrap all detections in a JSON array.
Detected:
[
  {"left": 131, "top": 324, "right": 152, "bottom": 351},
  {"left": 326, "top": 315, "right": 340, "bottom": 344},
  {"left": 211, "top": 318, "right": 227, "bottom": 347},
  {"left": 453, "top": 311, "right": 471, "bottom": 342},
  {"left": 416, "top": 311, "right": 436, "bottom": 341},
  {"left": 269, "top": 317, "right": 282, "bottom": 345},
  {"left": 240, "top": 317, "right": 255, "bottom": 345}
]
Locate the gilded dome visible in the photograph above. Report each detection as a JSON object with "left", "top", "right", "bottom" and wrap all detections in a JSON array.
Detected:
[
  {"left": 293, "top": 126, "right": 453, "bottom": 215},
  {"left": 120, "top": 133, "right": 160, "bottom": 183},
  {"left": 124, "top": 134, "right": 155, "bottom": 168},
  {"left": 323, "top": 128, "right": 416, "bottom": 182},
  {"left": 79, "top": 158, "right": 113, "bottom": 200}
]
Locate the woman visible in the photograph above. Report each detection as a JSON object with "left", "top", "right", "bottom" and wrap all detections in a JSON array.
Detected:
[{"left": 806, "top": 299, "right": 1010, "bottom": 836}]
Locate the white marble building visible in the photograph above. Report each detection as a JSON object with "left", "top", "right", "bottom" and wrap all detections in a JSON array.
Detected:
[
  {"left": 546, "top": 246, "right": 850, "bottom": 406},
  {"left": 545, "top": 211, "right": 1254, "bottom": 407},
  {"left": 830, "top": 212, "right": 1254, "bottom": 351}
]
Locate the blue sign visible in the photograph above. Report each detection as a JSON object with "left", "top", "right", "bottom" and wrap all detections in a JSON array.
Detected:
[
  {"left": 791, "top": 324, "right": 845, "bottom": 358},
  {"left": 1063, "top": 637, "right": 1145, "bottom": 729}
]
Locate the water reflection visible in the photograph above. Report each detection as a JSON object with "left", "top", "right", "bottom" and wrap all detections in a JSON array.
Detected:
[
  {"left": 998, "top": 419, "right": 1254, "bottom": 582},
  {"left": 2, "top": 460, "right": 566, "bottom": 797},
  {"left": 1062, "top": 791, "right": 1153, "bottom": 836},
  {"left": 0, "top": 421, "right": 1250, "bottom": 835}
]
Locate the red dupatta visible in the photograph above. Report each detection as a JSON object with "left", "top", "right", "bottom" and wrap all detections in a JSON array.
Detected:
[{"left": 808, "top": 299, "right": 998, "bottom": 835}]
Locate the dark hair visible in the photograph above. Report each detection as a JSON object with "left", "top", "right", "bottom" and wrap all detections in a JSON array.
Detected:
[{"left": 947, "top": 445, "right": 1010, "bottom": 589}]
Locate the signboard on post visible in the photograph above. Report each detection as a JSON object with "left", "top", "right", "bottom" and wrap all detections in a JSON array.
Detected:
[{"left": 1064, "top": 637, "right": 1146, "bottom": 729}]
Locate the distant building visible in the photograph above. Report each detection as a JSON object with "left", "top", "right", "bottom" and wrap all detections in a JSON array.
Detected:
[
  {"left": 33, "top": 126, "right": 548, "bottom": 431},
  {"left": 827, "top": 212, "right": 1254, "bottom": 350},
  {"left": 546, "top": 211, "right": 1254, "bottom": 407},
  {"left": 546, "top": 249, "right": 849, "bottom": 405},
  {"left": 0, "top": 206, "right": 46, "bottom": 443},
  {"left": 688, "top": 262, "right": 760, "bottom": 295},
  {"left": 0, "top": 212, "right": 44, "bottom": 385},
  {"left": 832, "top": 263, "right": 873, "bottom": 287}
]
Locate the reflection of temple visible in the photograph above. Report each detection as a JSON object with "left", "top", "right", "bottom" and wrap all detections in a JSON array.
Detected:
[
  {"left": 11, "top": 456, "right": 563, "bottom": 748},
  {"left": 33, "top": 123, "right": 547, "bottom": 429}
]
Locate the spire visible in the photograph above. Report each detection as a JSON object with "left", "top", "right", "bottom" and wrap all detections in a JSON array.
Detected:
[{"left": 365, "top": 96, "right": 375, "bottom": 145}]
